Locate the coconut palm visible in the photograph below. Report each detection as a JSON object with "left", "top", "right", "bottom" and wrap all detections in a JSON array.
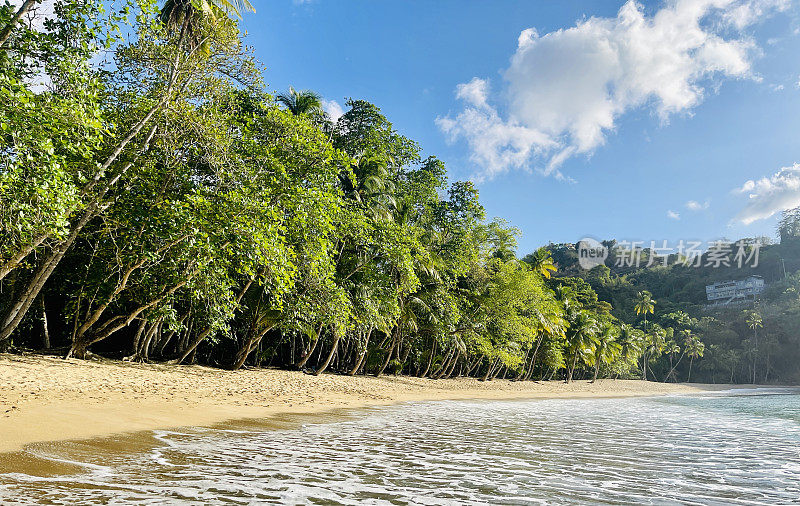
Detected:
[
  {"left": 642, "top": 325, "right": 666, "bottom": 381},
  {"left": 634, "top": 290, "right": 656, "bottom": 331},
  {"left": 523, "top": 247, "right": 557, "bottom": 279},
  {"left": 746, "top": 311, "right": 763, "bottom": 384},
  {"left": 684, "top": 331, "right": 705, "bottom": 382},
  {"left": 160, "top": 0, "right": 254, "bottom": 54},
  {"left": 161, "top": 0, "right": 255, "bottom": 29},
  {"left": 565, "top": 311, "right": 599, "bottom": 383},
  {"left": 662, "top": 339, "right": 681, "bottom": 382},
  {"left": 276, "top": 87, "right": 325, "bottom": 116},
  {"left": 590, "top": 323, "right": 620, "bottom": 382}
]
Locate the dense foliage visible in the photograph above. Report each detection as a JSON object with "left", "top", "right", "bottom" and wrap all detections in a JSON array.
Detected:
[{"left": 2, "top": 1, "right": 797, "bottom": 384}]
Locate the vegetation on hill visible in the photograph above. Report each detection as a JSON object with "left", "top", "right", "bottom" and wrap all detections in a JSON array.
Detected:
[{"left": 2, "top": 0, "right": 798, "bottom": 384}]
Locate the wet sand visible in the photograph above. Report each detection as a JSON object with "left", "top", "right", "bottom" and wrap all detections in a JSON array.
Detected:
[{"left": 0, "top": 353, "right": 735, "bottom": 453}]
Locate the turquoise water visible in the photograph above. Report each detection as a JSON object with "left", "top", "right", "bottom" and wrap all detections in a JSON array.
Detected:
[{"left": 1, "top": 390, "right": 799, "bottom": 504}]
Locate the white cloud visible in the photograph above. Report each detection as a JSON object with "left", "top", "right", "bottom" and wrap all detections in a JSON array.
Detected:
[
  {"left": 722, "top": 0, "right": 789, "bottom": 29},
  {"left": 667, "top": 210, "right": 681, "bottom": 220},
  {"left": 734, "top": 163, "right": 800, "bottom": 224},
  {"left": 686, "top": 199, "right": 710, "bottom": 211},
  {"left": 322, "top": 99, "right": 345, "bottom": 122},
  {"left": 438, "top": 0, "right": 787, "bottom": 181}
]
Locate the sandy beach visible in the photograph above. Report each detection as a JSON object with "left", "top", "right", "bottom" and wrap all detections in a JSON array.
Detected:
[{"left": 0, "top": 353, "right": 733, "bottom": 453}]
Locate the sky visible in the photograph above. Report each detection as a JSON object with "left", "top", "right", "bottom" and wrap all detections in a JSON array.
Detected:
[{"left": 238, "top": 0, "right": 800, "bottom": 255}]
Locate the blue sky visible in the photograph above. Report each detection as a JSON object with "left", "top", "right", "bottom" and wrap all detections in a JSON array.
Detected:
[{"left": 239, "top": 0, "right": 800, "bottom": 255}]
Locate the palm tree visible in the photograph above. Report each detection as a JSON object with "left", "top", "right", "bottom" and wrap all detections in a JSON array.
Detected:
[
  {"left": 160, "top": 0, "right": 254, "bottom": 54},
  {"left": 590, "top": 323, "right": 620, "bottom": 382},
  {"left": 276, "top": 86, "right": 325, "bottom": 116},
  {"left": 524, "top": 247, "right": 557, "bottom": 278},
  {"left": 161, "top": 0, "right": 255, "bottom": 29},
  {"left": 745, "top": 311, "right": 762, "bottom": 384},
  {"left": 662, "top": 339, "right": 681, "bottom": 382},
  {"left": 565, "top": 311, "right": 599, "bottom": 383},
  {"left": 634, "top": 291, "right": 656, "bottom": 331},
  {"left": 684, "top": 332, "right": 704, "bottom": 382},
  {"left": 642, "top": 325, "right": 666, "bottom": 381}
]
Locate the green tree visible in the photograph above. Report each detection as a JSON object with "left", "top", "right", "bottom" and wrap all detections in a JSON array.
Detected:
[
  {"left": 745, "top": 310, "right": 763, "bottom": 384},
  {"left": 522, "top": 247, "right": 557, "bottom": 279},
  {"left": 634, "top": 290, "right": 656, "bottom": 331},
  {"left": 275, "top": 86, "right": 324, "bottom": 117}
]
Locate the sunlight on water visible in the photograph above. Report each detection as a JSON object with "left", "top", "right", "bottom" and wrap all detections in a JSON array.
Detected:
[{"left": 1, "top": 392, "right": 799, "bottom": 504}]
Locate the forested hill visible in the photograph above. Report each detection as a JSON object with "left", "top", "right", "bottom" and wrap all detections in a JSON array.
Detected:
[{"left": 531, "top": 221, "right": 800, "bottom": 384}]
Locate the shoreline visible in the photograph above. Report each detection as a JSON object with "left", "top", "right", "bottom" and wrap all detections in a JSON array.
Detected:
[{"left": 0, "top": 353, "right": 768, "bottom": 454}]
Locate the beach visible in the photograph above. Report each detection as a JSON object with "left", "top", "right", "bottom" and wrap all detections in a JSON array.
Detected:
[{"left": 1, "top": 353, "right": 729, "bottom": 453}]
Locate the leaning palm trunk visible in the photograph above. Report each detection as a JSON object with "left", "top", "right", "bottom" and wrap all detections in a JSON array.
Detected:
[
  {"left": 348, "top": 328, "right": 372, "bottom": 376},
  {"left": 295, "top": 324, "right": 324, "bottom": 369},
  {"left": 523, "top": 335, "right": 544, "bottom": 381},
  {"left": 314, "top": 332, "right": 340, "bottom": 375},
  {"left": 566, "top": 353, "right": 579, "bottom": 383},
  {"left": 231, "top": 324, "right": 276, "bottom": 370},
  {"left": 480, "top": 357, "right": 499, "bottom": 381},
  {"left": 418, "top": 339, "right": 436, "bottom": 378},
  {"left": 665, "top": 351, "right": 686, "bottom": 383},
  {"left": 375, "top": 335, "right": 397, "bottom": 377}
]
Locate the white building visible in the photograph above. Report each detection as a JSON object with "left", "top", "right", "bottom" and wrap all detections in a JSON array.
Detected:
[{"left": 705, "top": 276, "right": 765, "bottom": 304}]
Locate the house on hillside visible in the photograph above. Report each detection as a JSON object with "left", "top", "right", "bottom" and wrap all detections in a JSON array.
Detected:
[{"left": 705, "top": 276, "right": 765, "bottom": 306}]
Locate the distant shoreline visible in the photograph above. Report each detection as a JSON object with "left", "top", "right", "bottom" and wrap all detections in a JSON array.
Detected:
[{"left": 0, "top": 353, "right": 768, "bottom": 453}]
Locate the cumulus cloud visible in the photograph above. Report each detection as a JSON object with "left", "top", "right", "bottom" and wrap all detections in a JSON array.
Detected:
[
  {"left": 667, "top": 210, "right": 681, "bottom": 220},
  {"left": 734, "top": 163, "right": 800, "bottom": 224},
  {"left": 437, "top": 0, "right": 787, "bottom": 181},
  {"left": 686, "top": 199, "right": 710, "bottom": 211},
  {"left": 322, "top": 99, "right": 345, "bottom": 122}
]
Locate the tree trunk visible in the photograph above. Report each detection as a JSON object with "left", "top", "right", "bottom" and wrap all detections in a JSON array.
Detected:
[
  {"left": 39, "top": 296, "right": 49, "bottom": 349},
  {"left": 523, "top": 336, "right": 544, "bottom": 381},
  {"left": 464, "top": 356, "right": 481, "bottom": 377},
  {"left": 480, "top": 357, "right": 498, "bottom": 381},
  {"left": 439, "top": 350, "right": 460, "bottom": 379},
  {"left": 0, "top": 0, "right": 39, "bottom": 47},
  {"left": 348, "top": 328, "right": 372, "bottom": 376},
  {"left": 687, "top": 356, "right": 694, "bottom": 382},
  {"left": 314, "top": 332, "right": 340, "bottom": 375},
  {"left": 0, "top": 204, "right": 99, "bottom": 344},
  {"left": 375, "top": 335, "right": 397, "bottom": 377},
  {"left": 295, "top": 324, "right": 324, "bottom": 369},
  {"left": 231, "top": 324, "right": 276, "bottom": 370},
  {"left": 0, "top": 233, "right": 48, "bottom": 283},
  {"left": 419, "top": 339, "right": 436, "bottom": 378},
  {"left": 490, "top": 363, "right": 505, "bottom": 381},
  {"left": 566, "top": 353, "right": 578, "bottom": 383}
]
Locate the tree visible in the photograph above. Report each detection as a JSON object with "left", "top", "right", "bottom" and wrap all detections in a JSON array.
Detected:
[
  {"left": 275, "top": 86, "right": 324, "bottom": 117},
  {"left": 522, "top": 247, "right": 557, "bottom": 278},
  {"left": 745, "top": 311, "right": 763, "bottom": 384},
  {"left": 590, "top": 323, "right": 621, "bottom": 382},
  {"left": 778, "top": 206, "right": 800, "bottom": 244},
  {"left": 634, "top": 290, "right": 656, "bottom": 330},
  {"left": 0, "top": 0, "right": 257, "bottom": 346},
  {"left": 684, "top": 331, "right": 705, "bottom": 383},
  {"left": 564, "top": 310, "right": 599, "bottom": 383}
]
